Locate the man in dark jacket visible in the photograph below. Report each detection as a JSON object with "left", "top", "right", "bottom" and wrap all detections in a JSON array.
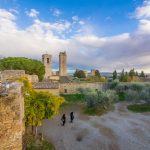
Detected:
[
  {"left": 61, "top": 114, "right": 66, "bottom": 126},
  {"left": 70, "top": 112, "right": 74, "bottom": 123}
]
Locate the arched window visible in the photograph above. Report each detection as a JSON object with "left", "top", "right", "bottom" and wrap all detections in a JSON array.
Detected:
[
  {"left": 64, "top": 89, "right": 67, "bottom": 93},
  {"left": 47, "top": 58, "right": 49, "bottom": 63}
]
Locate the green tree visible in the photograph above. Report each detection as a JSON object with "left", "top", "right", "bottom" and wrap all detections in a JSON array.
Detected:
[
  {"left": 95, "top": 70, "right": 101, "bottom": 77},
  {"left": 0, "top": 57, "right": 45, "bottom": 81},
  {"left": 140, "top": 71, "right": 145, "bottom": 77},
  {"left": 120, "top": 69, "right": 125, "bottom": 82},
  {"left": 135, "top": 71, "right": 138, "bottom": 76},
  {"left": 129, "top": 68, "right": 135, "bottom": 78},
  {"left": 113, "top": 70, "right": 117, "bottom": 80},
  {"left": 74, "top": 70, "right": 86, "bottom": 78},
  {"left": 124, "top": 72, "right": 128, "bottom": 82},
  {"left": 18, "top": 77, "right": 64, "bottom": 135}
]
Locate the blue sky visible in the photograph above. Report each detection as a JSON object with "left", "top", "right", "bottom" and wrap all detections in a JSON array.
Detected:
[
  {"left": 0, "top": 0, "right": 150, "bottom": 72},
  {"left": 0, "top": 0, "right": 143, "bottom": 36}
]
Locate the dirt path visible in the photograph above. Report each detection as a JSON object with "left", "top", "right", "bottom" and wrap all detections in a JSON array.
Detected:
[{"left": 38, "top": 103, "right": 150, "bottom": 150}]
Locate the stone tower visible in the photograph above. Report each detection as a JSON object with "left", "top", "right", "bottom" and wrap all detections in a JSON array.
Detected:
[
  {"left": 42, "top": 54, "right": 52, "bottom": 79},
  {"left": 59, "top": 51, "right": 67, "bottom": 76}
]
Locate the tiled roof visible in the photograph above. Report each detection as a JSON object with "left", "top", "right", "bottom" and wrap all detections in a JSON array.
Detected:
[
  {"left": 33, "top": 82, "right": 59, "bottom": 89},
  {"left": 59, "top": 76, "right": 71, "bottom": 83}
]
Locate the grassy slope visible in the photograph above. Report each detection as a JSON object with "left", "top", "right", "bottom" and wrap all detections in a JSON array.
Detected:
[
  {"left": 61, "top": 94, "right": 85, "bottom": 103},
  {"left": 127, "top": 103, "right": 150, "bottom": 112}
]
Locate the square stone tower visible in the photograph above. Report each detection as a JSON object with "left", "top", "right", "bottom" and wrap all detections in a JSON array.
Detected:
[
  {"left": 59, "top": 51, "right": 67, "bottom": 76},
  {"left": 42, "top": 54, "right": 52, "bottom": 79}
]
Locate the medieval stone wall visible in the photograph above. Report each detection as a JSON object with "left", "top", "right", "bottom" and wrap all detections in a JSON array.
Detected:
[
  {"left": 0, "top": 70, "right": 25, "bottom": 82},
  {"left": 59, "top": 82, "right": 108, "bottom": 94},
  {"left": 0, "top": 70, "right": 39, "bottom": 83},
  {"left": 0, "top": 83, "right": 24, "bottom": 150}
]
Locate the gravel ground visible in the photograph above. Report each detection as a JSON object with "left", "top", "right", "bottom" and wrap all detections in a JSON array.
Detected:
[{"left": 38, "top": 103, "right": 150, "bottom": 150}]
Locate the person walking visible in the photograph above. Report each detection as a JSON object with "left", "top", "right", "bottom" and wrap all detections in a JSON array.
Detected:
[
  {"left": 70, "top": 112, "right": 74, "bottom": 123},
  {"left": 61, "top": 114, "right": 66, "bottom": 126}
]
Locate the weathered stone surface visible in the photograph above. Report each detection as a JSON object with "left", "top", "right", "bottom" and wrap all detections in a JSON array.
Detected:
[
  {"left": 60, "top": 82, "right": 108, "bottom": 94},
  {"left": 0, "top": 83, "right": 24, "bottom": 150}
]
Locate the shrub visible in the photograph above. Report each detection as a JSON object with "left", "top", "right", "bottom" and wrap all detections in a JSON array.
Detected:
[
  {"left": 82, "top": 88, "right": 118, "bottom": 109},
  {"left": 129, "top": 83, "right": 145, "bottom": 92},
  {"left": 140, "top": 87, "right": 150, "bottom": 103},
  {"left": 109, "top": 79, "right": 120, "bottom": 89},
  {"left": 125, "top": 89, "right": 140, "bottom": 102},
  {"left": 86, "top": 94, "right": 98, "bottom": 108}
]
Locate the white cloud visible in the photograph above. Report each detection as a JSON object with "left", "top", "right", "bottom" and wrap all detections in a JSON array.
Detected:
[
  {"left": 51, "top": 8, "right": 61, "bottom": 17},
  {"left": 0, "top": 9, "right": 16, "bottom": 20},
  {"left": 72, "top": 16, "right": 79, "bottom": 21},
  {"left": 79, "top": 21, "right": 85, "bottom": 25},
  {"left": 135, "top": 0, "right": 150, "bottom": 19},
  {"left": 134, "top": 1, "right": 150, "bottom": 34},
  {"left": 0, "top": 3, "right": 150, "bottom": 73},
  {"left": 26, "top": 9, "right": 39, "bottom": 18},
  {"left": 137, "top": 19, "right": 150, "bottom": 33}
]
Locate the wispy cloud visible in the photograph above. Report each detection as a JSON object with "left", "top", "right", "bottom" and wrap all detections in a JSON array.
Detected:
[
  {"left": 26, "top": 9, "right": 39, "bottom": 18},
  {"left": 51, "top": 8, "right": 62, "bottom": 17}
]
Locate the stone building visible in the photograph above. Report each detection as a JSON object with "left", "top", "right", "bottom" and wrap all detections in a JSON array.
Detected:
[
  {"left": 33, "top": 82, "right": 59, "bottom": 95},
  {"left": 42, "top": 54, "right": 52, "bottom": 79},
  {"left": 42, "top": 51, "right": 67, "bottom": 81},
  {"left": 59, "top": 51, "right": 67, "bottom": 76},
  {"left": 91, "top": 69, "right": 97, "bottom": 76}
]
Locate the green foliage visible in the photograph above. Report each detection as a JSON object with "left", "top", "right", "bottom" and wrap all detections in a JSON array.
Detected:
[
  {"left": 0, "top": 57, "right": 45, "bottom": 81},
  {"left": 18, "top": 77, "right": 64, "bottom": 128},
  {"left": 95, "top": 70, "right": 101, "bottom": 76},
  {"left": 127, "top": 103, "right": 150, "bottom": 112},
  {"left": 140, "top": 71, "right": 145, "bottom": 77},
  {"left": 110, "top": 79, "right": 120, "bottom": 89},
  {"left": 112, "top": 70, "right": 117, "bottom": 80},
  {"left": 86, "top": 76, "right": 106, "bottom": 82},
  {"left": 26, "top": 134, "right": 55, "bottom": 150},
  {"left": 129, "top": 68, "right": 135, "bottom": 77},
  {"left": 119, "top": 69, "right": 125, "bottom": 82},
  {"left": 74, "top": 70, "right": 86, "bottom": 78},
  {"left": 125, "top": 90, "right": 140, "bottom": 102},
  {"left": 112, "top": 81, "right": 150, "bottom": 103},
  {"left": 62, "top": 94, "right": 85, "bottom": 103},
  {"left": 119, "top": 69, "right": 145, "bottom": 82},
  {"left": 118, "top": 92, "right": 126, "bottom": 101},
  {"left": 78, "top": 88, "right": 118, "bottom": 115}
]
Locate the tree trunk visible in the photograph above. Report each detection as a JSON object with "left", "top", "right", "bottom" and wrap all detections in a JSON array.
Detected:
[
  {"left": 35, "top": 126, "right": 37, "bottom": 137},
  {"left": 32, "top": 126, "right": 34, "bottom": 135}
]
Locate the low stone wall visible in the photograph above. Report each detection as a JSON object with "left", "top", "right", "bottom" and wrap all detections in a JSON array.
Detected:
[
  {"left": 60, "top": 82, "right": 108, "bottom": 94},
  {"left": 0, "top": 83, "right": 24, "bottom": 150},
  {"left": 0, "top": 70, "right": 26, "bottom": 81},
  {"left": 0, "top": 70, "right": 39, "bottom": 83},
  {"left": 26, "top": 74, "right": 39, "bottom": 83},
  {"left": 35, "top": 89, "right": 60, "bottom": 95}
]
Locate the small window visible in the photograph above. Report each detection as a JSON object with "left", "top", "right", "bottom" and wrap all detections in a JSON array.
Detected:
[
  {"left": 47, "top": 58, "right": 49, "bottom": 63},
  {"left": 64, "top": 89, "right": 67, "bottom": 93}
]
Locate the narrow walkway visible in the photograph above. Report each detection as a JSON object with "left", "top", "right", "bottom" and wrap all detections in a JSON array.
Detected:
[{"left": 38, "top": 103, "right": 150, "bottom": 150}]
